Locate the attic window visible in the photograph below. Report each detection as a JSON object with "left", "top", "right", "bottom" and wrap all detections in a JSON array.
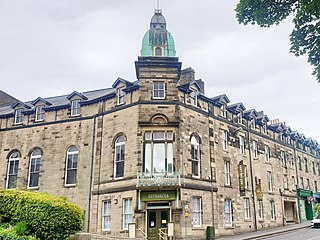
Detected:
[
  {"left": 251, "top": 119, "right": 256, "bottom": 129},
  {"left": 220, "top": 104, "right": 227, "bottom": 118},
  {"left": 190, "top": 89, "right": 198, "bottom": 106},
  {"left": 14, "top": 109, "right": 23, "bottom": 124},
  {"left": 71, "top": 100, "right": 80, "bottom": 116},
  {"left": 117, "top": 87, "right": 125, "bottom": 105},
  {"left": 237, "top": 113, "right": 243, "bottom": 124},
  {"left": 35, "top": 105, "right": 45, "bottom": 121}
]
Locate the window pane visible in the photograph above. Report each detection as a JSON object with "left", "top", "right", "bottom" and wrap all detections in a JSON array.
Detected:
[
  {"left": 66, "top": 169, "right": 77, "bottom": 184},
  {"left": 167, "top": 143, "right": 173, "bottom": 173},
  {"left": 144, "top": 143, "right": 151, "bottom": 173},
  {"left": 116, "top": 162, "right": 124, "bottom": 178},
  {"left": 153, "top": 131, "right": 165, "bottom": 140},
  {"left": 153, "top": 143, "right": 165, "bottom": 173}
]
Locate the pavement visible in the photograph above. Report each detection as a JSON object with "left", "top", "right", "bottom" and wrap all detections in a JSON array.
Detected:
[{"left": 217, "top": 222, "right": 311, "bottom": 240}]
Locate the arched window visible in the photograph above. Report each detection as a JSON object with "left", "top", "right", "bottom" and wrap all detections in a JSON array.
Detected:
[
  {"left": 7, "top": 151, "right": 20, "bottom": 189},
  {"left": 28, "top": 149, "right": 41, "bottom": 188},
  {"left": 65, "top": 146, "right": 78, "bottom": 185},
  {"left": 191, "top": 136, "right": 200, "bottom": 177},
  {"left": 155, "top": 47, "right": 162, "bottom": 56},
  {"left": 115, "top": 136, "right": 125, "bottom": 178}
]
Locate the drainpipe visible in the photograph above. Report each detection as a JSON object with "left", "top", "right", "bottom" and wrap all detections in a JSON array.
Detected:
[
  {"left": 293, "top": 140, "right": 301, "bottom": 223},
  {"left": 246, "top": 123, "right": 258, "bottom": 232},
  {"left": 87, "top": 115, "right": 97, "bottom": 232}
]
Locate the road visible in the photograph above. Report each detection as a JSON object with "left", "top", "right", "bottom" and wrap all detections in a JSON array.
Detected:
[{"left": 262, "top": 227, "right": 320, "bottom": 240}]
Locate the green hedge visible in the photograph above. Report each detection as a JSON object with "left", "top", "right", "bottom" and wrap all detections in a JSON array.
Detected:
[
  {"left": 0, "top": 227, "right": 37, "bottom": 240},
  {"left": 0, "top": 190, "right": 83, "bottom": 240}
]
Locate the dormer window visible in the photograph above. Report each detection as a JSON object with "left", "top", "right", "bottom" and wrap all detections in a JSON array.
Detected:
[
  {"left": 153, "top": 81, "right": 165, "bottom": 99},
  {"left": 220, "top": 104, "right": 227, "bottom": 118},
  {"left": 35, "top": 105, "right": 45, "bottom": 121},
  {"left": 117, "top": 87, "right": 125, "bottom": 105},
  {"left": 237, "top": 113, "right": 243, "bottom": 124},
  {"left": 71, "top": 100, "right": 80, "bottom": 116},
  {"left": 190, "top": 89, "right": 198, "bottom": 106},
  {"left": 262, "top": 122, "right": 267, "bottom": 134},
  {"left": 251, "top": 119, "right": 256, "bottom": 129},
  {"left": 14, "top": 109, "right": 23, "bottom": 124}
]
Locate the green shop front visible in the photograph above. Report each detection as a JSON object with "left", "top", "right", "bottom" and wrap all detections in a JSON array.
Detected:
[{"left": 297, "top": 189, "right": 320, "bottom": 221}]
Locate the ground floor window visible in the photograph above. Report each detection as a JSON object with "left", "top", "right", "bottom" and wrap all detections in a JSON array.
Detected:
[
  {"left": 102, "top": 201, "right": 111, "bottom": 231},
  {"left": 224, "top": 199, "right": 232, "bottom": 226},
  {"left": 123, "top": 198, "right": 133, "bottom": 230},
  {"left": 192, "top": 197, "right": 202, "bottom": 227},
  {"left": 258, "top": 200, "right": 264, "bottom": 219},
  {"left": 270, "top": 200, "right": 276, "bottom": 220},
  {"left": 244, "top": 198, "right": 250, "bottom": 219}
]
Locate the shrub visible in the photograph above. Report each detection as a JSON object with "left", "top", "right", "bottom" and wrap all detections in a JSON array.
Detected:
[
  {"left": 0, "top": 190, "right": 83, "bottom": 240},
  {"left": 13, "top": 221, "right": 28, "bottom": 236},
  {"left": 0, "top": 227, "right": 37, "bottom": 240}
]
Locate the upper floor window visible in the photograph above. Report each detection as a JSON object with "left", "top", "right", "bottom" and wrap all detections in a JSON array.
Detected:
[
  {"left": 300, "top": 177, "right": 304, "bottom": 189},
  {"left": 306, "top": 179, "right": 310, "bottom": 190},
  {"left": 191, "top": 136, "right": 200, "bottom": 177},
  {"left": 280, "top": 151, "right": 285, "bottom": 165},
  {"left": 222, "top": 130, "right": 228, "bottom": 151},
  {"left": 224, "top": 161, "right": 231, "bottom": 186},
  {"left": 251, "top": 119, "right": 256, "bottom": 129},
  {"left": 190, "top": 89, "right": 198, "bottom": 106},
  {"left": 264, "top": 145, "right": 270, "bottom": 162},
  {"left": 65, "top": 146, "right": 78, "bottom": 185},
  {"left": 267, "top": 171, "right": 273, "bottom": 192},
  {"left": 312, "top": 162, "right": 316, "bottom": 175},
  {"left": 298, "top": 157, "right": 302, "bottom": 170},
  {"left": 252, "top": 140, "right": 258, "bottom": 159},
  {"left": 6, "top": 151, "right": 20, "bottom": 189},
  {"left": 35, "top": 105, "right": 45, "bottom": 121},
  {"left": 144, "top": 131, "right": 173, "bottom": 175},
  {"left": 220, "top": 104, "right": 227, "bottom": 118},
  {"left": 283, "top": 174, "right": 288, "bottom": 189},
  {"left": 315, "top": 181, "right": 318, "bottom": 192},
  {"left": 117, "top": 87, "right": 125, "bottom": 105},
  {"left": 71, "top": 100, "right": 80, "bottom": 116},
  {"left": 28, "top": 149, "right": 41, "bottom": 188},
  {"left": 153, "top": 82, "right": 165, "bottom": 99},
  {"left": 304, "top": 158, "right": 308, "bottom": 172},
  {"left": 262, "top": 123, "right": 267, "bottom": 134},
  {"left": 14, "top": 109, "right": 23, "bottom": 124},
  {"left": 114, "top": 136, "right": 125, "bottom": 179},
  {"left": 192, "top": 197, "right": 202, "bottom": 227},
  {"left": 102, "top": 200, "right": 111, "bottom": 231},
  {"left": 239, "top": 136, "right": 245, "bottom": 155},
  {"left": 122, "top": 198, "right": 133, "bottom": 230}
]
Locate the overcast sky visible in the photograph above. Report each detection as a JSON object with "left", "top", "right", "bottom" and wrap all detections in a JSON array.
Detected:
[{"left": 0, "top": 0, "right": 319, "bottom": 142}]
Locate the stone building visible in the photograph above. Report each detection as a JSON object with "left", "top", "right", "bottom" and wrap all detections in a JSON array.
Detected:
[{"left": 0, "top": 8, "right": 320, "bottom": 239}]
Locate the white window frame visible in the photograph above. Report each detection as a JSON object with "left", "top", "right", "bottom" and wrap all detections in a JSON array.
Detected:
[
  {"left": 222, "top": 130, "right": 228, "bottom": 151},
  {"left": 35, "top": 105, "right": 45, "bottom": 121},
  {"left": 270, "top": 201, "right": 276, "bottom": 220},
  {"left": 71, "top": 99, "right": 81, "bottom": 116},
  {"left": 237, "top": 112, "right": 243, "bottom": 124},
  {"left": 224, "top": 161, "right": 231, "bottom": 186},
  {"left": 262, "top": 122, "right": 267, "bottom": 134},
  {"left": 251, "top": 119, "right": 255, "bottom": 129},
  {"left": 192, "top": 197, "right": 202, "bottom": 227},
  {"left": 117, "top": 87, "right": 125, "bottom": 105},
  {"left": 6, "top": 152, "right": 20, "bottom": 189},
  {"left": 265, "top": 145, "right": 270, "bottom": 162},
  {"left": 122, "top": 198, "right": 132, "bottom": 230},
  {"left": 14, "top": 108, "right": 23, "bottom": 124},
  {"left": 292, "top": 176, "right": 296, "bottom": 190},
  {"left": 239, "top": 135, "right": 245, "bottom": 155},
  {"left": 28, "top": 150, "right": 41, "bottom": 189},
  {"left": 102, "top": 200, "right": 111, "bottom": 231},
  {"left": 153, "top": 81, "right": 165, "bottom": 99},
  {"left": 252, "top": 140, "right": 258, "bottom": 159},
  {"left": 258, "top": 200, "right": 264, "bottom": 220},
  {"left": 191, "top": 136, "right": 200, "bottom": 177},
  {"left": 190, "top": 89, "right": 198, "bottom": 106},
  {"left": 244, "top": 198, "right": 250, "bottom": 220},
  {"left": 224, "top": 199, "right": 232, "bottom": 226},
  {"left": 300, "top": 177, "right": 304, "bottom": 189},
  {"left": 65, "top": 146, "right": 78, "bottom": 186},
  {"left": 267, "top": 171, "right": 273, "bottom": 192},
  {"left": 280, "top": 151, "right": 285, "bottom": 165},
  {"left": 114, "top": 136, "right": 125, "bottom": 179},
  {"left": 283, "top": 174, "right": 288, "bottom": 189},
  {"left": 220, "top": 104, "right": 227, "bottom": 118}
]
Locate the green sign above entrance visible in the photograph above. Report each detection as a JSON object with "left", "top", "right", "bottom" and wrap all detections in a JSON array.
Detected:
[{"left": 141, "top": 191, "right": 176, "bottom": 201}]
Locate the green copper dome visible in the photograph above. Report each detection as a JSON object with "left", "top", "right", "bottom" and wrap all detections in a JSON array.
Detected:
[
  {"left": 140, "top": 9, "right": 176, "bottom": 57},
  {"left": 141, "top": 30, "right": 176, "bottom": 57}
]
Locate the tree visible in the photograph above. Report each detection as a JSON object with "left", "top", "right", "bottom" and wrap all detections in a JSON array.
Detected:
[{"left": 235, "top": 0, "right": 320, "bottom": 82}]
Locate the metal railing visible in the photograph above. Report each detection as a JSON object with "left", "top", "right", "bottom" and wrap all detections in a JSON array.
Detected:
[
  {"left": 136, "top": 171, "right": 181, "bottom": 188},
  {"left": 138, "top": 228, "right": 147, "bottom": 239},
  {"left": 158, "top": 228, "right": 168, "bottom": 240}
]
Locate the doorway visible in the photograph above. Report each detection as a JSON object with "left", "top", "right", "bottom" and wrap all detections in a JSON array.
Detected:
[
  {"left": 147, "top": 209, "right": 169, "bottom": 240},
  {"left": 305, "top": 199, "right": 313, "bottom": 220}
]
